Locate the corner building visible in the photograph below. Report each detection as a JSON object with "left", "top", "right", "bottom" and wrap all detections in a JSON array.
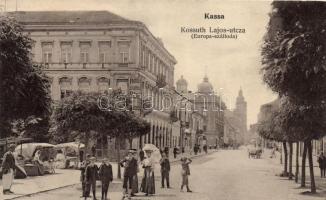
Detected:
[{"left": 10, "top": 11, "right": 177, "bottom": 157}]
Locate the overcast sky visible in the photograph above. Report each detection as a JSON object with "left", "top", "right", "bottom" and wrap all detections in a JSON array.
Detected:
[{"left": 3, "top": 0, "right": 277, "bottom": 126}]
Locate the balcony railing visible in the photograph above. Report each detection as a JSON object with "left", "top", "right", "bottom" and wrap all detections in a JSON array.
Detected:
[{"left": 36, "top": 62, "right": 135, "bottom": 70}]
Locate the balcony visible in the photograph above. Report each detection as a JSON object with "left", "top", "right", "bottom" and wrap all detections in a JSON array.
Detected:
[{"left": 36, "top": 62, "right": 133, "bottom": 70}]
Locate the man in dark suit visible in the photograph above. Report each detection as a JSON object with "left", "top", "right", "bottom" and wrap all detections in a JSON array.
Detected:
[
  {"left": 85, "top": 157, "right": 99, "bottom": 200},
  {"left": 1, "top": 144, "right": 16, "bottom": 195},
  {"left": 99, "top": 159, "right": 113, "bottom": 200},
  {"left": 160, "top": 153, "right": 170, "bottom": 188},
  {"left": 318, "top": 152, "right": 326, "bottom": 177},
  {"left": 120, "top": 149, "right": 138, "bottom": 197}
]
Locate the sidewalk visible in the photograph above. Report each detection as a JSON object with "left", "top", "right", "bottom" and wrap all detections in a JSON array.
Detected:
[
  {"left": 263, "top": 148, "right": 326, "bottom": 193},
  {"left": 1, "top": 169, "right": 81, "bottom": 200},
  {"left": 1, "top": 149, "right": 217, "bottom": 200}
]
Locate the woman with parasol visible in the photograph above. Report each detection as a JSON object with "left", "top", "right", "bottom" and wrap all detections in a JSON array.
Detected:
[{"left": 140, "top": 144, "right": 161, "bottom": 196}]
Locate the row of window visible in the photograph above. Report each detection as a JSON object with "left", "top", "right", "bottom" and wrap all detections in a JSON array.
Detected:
[
  {"left": 140, "top": 44, "right": 171, "bottom": 81},
  {"left": 40, "top": 40, "right": 130, "bottom": 64}
]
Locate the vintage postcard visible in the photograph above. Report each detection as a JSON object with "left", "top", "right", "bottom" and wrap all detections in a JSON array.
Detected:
[{"left": 0, "top": 0, "right": 326, "bottom": 200}]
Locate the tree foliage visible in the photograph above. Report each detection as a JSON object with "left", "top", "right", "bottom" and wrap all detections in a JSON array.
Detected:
[
  {"left": 0, "top": 16, "right": 51, "bottom": 138},
  {"left": 262, "top": 2, "right": 326, "bottom": 103},
  {"left": 51, "top": 91, "right": 150, "bottom": 143}
]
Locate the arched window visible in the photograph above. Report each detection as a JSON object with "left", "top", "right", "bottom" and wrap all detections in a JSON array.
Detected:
[
  {"left": 78, "top": 77, "right": 91, "bottom": 93},
  {"left": 59, "top": 77, "right": 72, "bottom": 99},
  {"left": 97, "top": 77, "right": 110, "bottom": 94}
]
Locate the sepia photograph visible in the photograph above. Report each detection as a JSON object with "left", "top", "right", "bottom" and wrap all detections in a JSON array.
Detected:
[{"left": 0, "top": 0, "right": 326, "bottom": 199}]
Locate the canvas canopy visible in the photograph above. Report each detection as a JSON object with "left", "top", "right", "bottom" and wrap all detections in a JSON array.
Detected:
[
  {"left": 55, "top": 142, "right": 84, "bottom": 157},
  {"left": 15, "top": 143, "right": 55, "bottom": 159}
]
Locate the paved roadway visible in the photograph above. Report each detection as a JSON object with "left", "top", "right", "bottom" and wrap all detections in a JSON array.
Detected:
[{"left": 15, "top": 149, "right": 326, "bottom": 200}]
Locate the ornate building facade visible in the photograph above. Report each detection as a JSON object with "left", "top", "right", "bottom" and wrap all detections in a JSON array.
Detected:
[
  {"left": 175, "top": 75, "right": 205, "bottom": 151},
  {"left": 176, "top": 75, "right": 224, "bottom": 147},
  {"left": 10, "top": 11, "right": 177, "bottom": 156}
]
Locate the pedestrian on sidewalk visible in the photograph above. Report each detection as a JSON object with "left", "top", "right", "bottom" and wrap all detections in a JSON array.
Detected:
[
  {"left": 203, "top": 145, "right": 208, "bottom": 154},
  {"left": 120, "top": 149, "right": 138, "bottom": 197},
  {"left": 80, "top": 154, "right": 91, "bottom": 198},
  {"left": 180, "top": 157, "right": 192, "bottom": 192},
  {"left": 194, "top": 144, "right": 198, "bottom": 155},
  {"left": 99, "top": 159, "right": 113, "bottom": 200},
  {"left": 85, "top": 157, "right": 99, "bottom": 200},
  {"left": 139, "top": 149, "right": 145, "bottom": 162},
  {"left": 1, "top": 144, "right": 16, "bottom": 195},
  {"left": 91, "top": 145, "right": 96, "bottom": 157},
  {"left": 318, "top": 152, "right": 325, "bottom": 178},
  {"left": 160, "top": 153, "right": 170, "bottom": 188},
  {"left": 164, "top": 147, "right": 169, "bottom": 158},
  {"left": 173, "top": 147, "right": 178, "bottom": 159},
  {"left": 323, "top": 154, "right": 326, "bottom": 178}
]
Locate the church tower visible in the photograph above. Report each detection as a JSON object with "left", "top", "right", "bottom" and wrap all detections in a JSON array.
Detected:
[
  {"left": 176, "top": 75, "right": 188, "bottom": 94},
  {"left": 234, "top": 88, "right": 247, "bottom": 143}
]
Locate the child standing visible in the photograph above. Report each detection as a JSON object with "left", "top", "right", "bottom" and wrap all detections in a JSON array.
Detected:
[
  {"left": 85, "top": 157, "right": 99, "bottom": 200},
  {"left": 99, "top": 159, "right": 113, "bottom": 200}
]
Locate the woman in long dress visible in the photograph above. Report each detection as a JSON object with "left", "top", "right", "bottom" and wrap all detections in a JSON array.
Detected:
[{"left": 140, "top": 150, "right": 155, "bottom": 195}]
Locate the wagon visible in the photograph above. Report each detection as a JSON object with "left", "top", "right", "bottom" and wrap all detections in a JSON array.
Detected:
[{"left": 248, "top": 148, "right": 262, "bottom": 159}]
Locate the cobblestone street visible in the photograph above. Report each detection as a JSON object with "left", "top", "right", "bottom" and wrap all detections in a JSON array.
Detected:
[{"left": 11, "top": 149, "right": 326, "bottom": 200}]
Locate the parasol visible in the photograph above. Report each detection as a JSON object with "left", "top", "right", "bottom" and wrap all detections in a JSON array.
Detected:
[
  {"left": 142, "top": 143, "right": 159, "bottom": 152},
  {"left": 142, "top": 144, "right": 161, "bottom": 163}
]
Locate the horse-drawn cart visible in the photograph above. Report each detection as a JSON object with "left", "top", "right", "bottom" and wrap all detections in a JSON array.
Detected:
[{"left": 248, "top": 148, "right": 262, "bottom": 159}]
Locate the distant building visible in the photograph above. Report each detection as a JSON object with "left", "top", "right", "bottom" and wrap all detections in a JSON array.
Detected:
[
  {"left": 176, "top": 75, "right": 224, "bottom": 147},
  {"left": 223, "top": 109, "right": 241, "bottom": 146},
  {"left": 175, "top": 75, "right": 205, "bottom": 151},
  {"left": 233, "top": 88, "right": 247, "bottom": 144},
  {"left": 223, "top": 88, "right": 248, "bottom": 146}
]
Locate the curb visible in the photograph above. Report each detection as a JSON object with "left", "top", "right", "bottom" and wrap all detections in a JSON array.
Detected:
[
  {"left": 5, "top": 183, "right": 80, "bottom": 200},
  {"left": 6, "top": 150, "right": 217, "bottom": 199},
  {"left": 6, "top": 181, "right": 124, "bottom": 200}
]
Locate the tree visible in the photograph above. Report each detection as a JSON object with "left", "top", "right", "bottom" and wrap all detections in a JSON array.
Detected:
[
  {"left": 0, "top": 16, "right": 51, "bottom": 138},
  {"left": 261, "top": 2, "right": 326, "bottom": 192},
  {"left": 12, "top": 115, "right": 51, "bottom": 142},
  {"left": 52, "top": 90, "right": 151, "bottom": 178},
  {"left": 101, "top": 111, "right": 150, "bottom": 179},
  {"left": 51, "top": 91, "right": 106, "bottom": 159},
  {"left": 257, "top": 100, "right": 289, "bottom": 176}
]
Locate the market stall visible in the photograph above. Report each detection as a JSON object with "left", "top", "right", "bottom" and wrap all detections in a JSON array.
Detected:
[
  {"left": 55, "top": 142, "right": 84, "bottom": 169},
  {"left": 15, "top": 143, "right": 56, "bottom": 176}
]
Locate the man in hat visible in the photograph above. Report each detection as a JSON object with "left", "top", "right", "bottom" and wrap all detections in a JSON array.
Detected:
[
  {"left": 120, "top": 149, "right": 138, "bottom": 197},
  {"left": 99, "top": 158, "right": 113, "bottom": 200},
  {"left": 85, "top": 156, "right": 98, "bottom": 200},
  {"left": 160, "top": 153, "right": 170, "bottom": 188},
  {"left": 1, "top": 144, "right": 16, "bottom": 194}
]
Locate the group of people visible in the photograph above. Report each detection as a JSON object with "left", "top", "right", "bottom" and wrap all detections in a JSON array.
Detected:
[
  {"left": 120, "top": 149, "right": 156, "bottom": 198},
  {"left": 119, "top": 148, "right": 193, "bottom": 199},
  {"left": 80, "top": 155, "right": 113, "bottom": 200},
  {"left": 318, "top": 152, "right": 326, "bottom": 178}
]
